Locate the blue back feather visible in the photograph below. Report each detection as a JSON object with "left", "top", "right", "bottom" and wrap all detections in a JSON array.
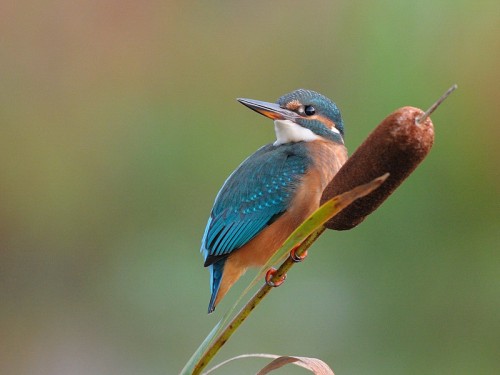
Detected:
[
  {"left": 202, "top": 142, "right": 310, "bottom": 266},
  {"left": 202, "top": 89, "right": 345, "bottom": 312},
  {"left": 202, "top": 142, "right": 311, "bottom": 312},
  {"left": 201, "top": 142, "right": 311, "bottom": 313}
]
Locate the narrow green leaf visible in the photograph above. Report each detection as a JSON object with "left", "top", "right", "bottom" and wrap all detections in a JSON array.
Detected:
[
  {"left": 180, "top": 320, "right": 223, "bottom": 374},
  {"left": 181, "top": 174, "right": 388, "bottom": 374},
  {"left": 254, "top": 173, "right": 389, "bottom": 286}
]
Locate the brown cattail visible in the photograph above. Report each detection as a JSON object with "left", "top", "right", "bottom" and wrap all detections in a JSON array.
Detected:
[{"left": 322, "top": 85, "right": 457, "bottom": 230}]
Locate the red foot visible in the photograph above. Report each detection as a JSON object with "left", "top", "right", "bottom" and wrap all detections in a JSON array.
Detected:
[
  {"left": 290, "top": 246, "right": 308, "bottom": 262},
  {"left": 265, "top": 268, "right": 287, "bottom": 287}
]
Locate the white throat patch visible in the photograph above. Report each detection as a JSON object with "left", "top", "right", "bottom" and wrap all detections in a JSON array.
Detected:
[{"left": 273, "top": 120, "right": 320, "bottom": 146}]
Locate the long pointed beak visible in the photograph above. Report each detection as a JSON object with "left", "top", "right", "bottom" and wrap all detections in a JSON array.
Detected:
[{"left": 237, "top": 98, "right": 298, "bottom": 121}]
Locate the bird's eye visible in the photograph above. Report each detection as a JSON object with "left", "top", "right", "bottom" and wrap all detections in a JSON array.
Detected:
[{"left": 304, "top": 105, "right": 316, "bottom": 116}]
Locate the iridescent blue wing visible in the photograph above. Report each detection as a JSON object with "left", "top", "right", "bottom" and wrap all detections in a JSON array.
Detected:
[{"left": 201, "top": 143, "right": 310, "bottom": 266}]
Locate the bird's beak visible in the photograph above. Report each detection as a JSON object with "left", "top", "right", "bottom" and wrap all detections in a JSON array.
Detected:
[{"left": 237, "top": 98, "right": 298, "bottom": 121}]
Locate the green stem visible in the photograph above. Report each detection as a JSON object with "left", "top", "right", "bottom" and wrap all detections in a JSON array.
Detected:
[
  {"left": 183, "top": 174, "right": 388, "bottom": 375},
  {"left": 193, "top": 226, "right": 326, "bottom": 375}
]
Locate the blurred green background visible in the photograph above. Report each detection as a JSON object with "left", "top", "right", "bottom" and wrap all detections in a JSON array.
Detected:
[{"left": 1, "top": 1, "right": 498, "bottom": 374}]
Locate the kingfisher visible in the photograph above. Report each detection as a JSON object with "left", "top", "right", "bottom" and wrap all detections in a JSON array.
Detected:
[{"left": 201, "top": 89, "right": 348, "bottom": 313}]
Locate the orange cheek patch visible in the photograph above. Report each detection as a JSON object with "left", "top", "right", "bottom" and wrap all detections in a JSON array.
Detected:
[
  {"left": 285, "top": 100, "right": 301, "bottom": 111},
  {"left": 312, "top": 114, "right": 337, "bottom": 131}
]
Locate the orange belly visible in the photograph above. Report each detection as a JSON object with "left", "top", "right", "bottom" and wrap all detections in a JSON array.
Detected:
[{"left": 213, "top": 139, "right": 347, "bottom": 308}]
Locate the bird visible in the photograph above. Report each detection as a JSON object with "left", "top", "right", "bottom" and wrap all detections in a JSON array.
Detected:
[{"left": 201, "top": 89, "right": 348, "bottom": 313}]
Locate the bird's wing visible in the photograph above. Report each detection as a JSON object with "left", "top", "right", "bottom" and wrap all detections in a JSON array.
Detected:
[{"left": 202, "top": 144, "right": 309, "bottom": 266}]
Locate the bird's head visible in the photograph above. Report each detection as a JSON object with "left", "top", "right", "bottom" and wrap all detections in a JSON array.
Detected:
[{"left": 237, "top": 89, "right": 344, "bottom": 146}]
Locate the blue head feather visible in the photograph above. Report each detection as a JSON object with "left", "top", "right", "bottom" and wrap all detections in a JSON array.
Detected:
[
  {"left": 277, "top": 89, "right": 344, "bottom": 143},
  {"left": 201, "top": 89, "right": 345, "bottom": 312}
]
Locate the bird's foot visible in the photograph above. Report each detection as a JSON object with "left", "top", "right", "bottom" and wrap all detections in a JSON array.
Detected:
[
  {"left": 265, "top": 268, "right": 287, "bottom": 287},
  {"left": 290, "top": 246, "right": 308, "bottom": 262}
]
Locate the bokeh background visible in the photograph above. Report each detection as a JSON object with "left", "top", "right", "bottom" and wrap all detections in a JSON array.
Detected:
[{"left": 1, "top": 1, "right": 498, "bottom": 374}]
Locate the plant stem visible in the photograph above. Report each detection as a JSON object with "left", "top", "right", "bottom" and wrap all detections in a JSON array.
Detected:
[
  {"left": 183, "top": 174, "right": 388, "bottom": 375},
  {"left": 193, "top": 226, "right": 326, "bottom": 375}
]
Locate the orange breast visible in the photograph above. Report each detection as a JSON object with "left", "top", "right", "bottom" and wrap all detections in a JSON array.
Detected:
[{"left": 213, "top": 139, "right": 347, "bottom": 307}]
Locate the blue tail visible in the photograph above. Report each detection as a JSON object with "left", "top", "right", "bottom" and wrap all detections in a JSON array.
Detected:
[{"left": 207, "top": 260, "right": 226, "bottom": 313}]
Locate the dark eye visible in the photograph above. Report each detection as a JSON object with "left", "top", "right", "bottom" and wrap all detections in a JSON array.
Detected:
[{"left": 304, "top": 105, "right": 315, "bottom": 116}]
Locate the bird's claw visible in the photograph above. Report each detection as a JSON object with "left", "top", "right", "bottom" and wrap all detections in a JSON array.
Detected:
[
  {"left": 265, "top": 267, "right": 286, "bottom": 287},
  {"left": 290, "top": 247, "right": 308, "bottom": 262}
]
